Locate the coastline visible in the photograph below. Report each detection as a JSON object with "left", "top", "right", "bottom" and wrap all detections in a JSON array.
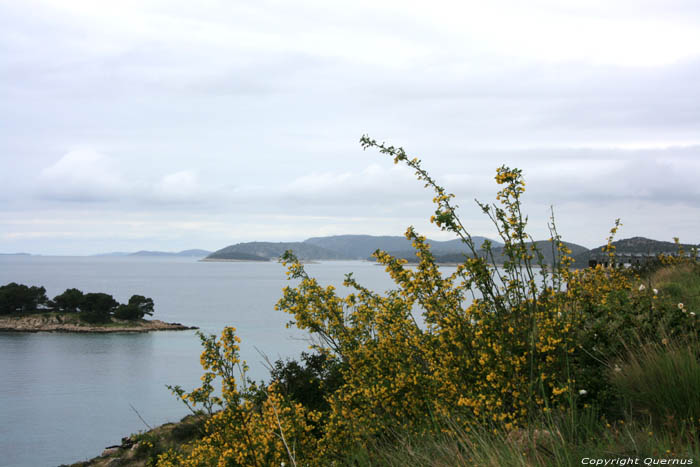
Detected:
[
  {"left": 0, "top": 313, "right": 198, "bottom": 333},
  {"left": 199, "top": 258, "right": 269, "bottom": 262},
  {"left": 64, "top": 414, "right": 207, "bottom": 467},
  {"left": 200, "top": 257, "right": 321, "bottom": 264}
]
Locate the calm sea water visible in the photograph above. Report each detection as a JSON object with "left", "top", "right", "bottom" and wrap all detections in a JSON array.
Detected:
[{"left": 0, "top": 256, "right": 401, "bottom": 467}]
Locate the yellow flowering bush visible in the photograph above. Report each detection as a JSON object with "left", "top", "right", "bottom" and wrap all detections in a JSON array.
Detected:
[
  {"left": 160, "top": 328, "right": 323, "bottom": 466},
  {"left": 159, "top": 137, "right": 698, "bottom": 465}
]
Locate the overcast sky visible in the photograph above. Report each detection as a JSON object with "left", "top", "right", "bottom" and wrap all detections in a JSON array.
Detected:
[{"left": 2, "top": 0, "right": 699, "bottom": 255}]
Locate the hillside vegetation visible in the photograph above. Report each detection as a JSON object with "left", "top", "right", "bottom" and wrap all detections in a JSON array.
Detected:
[
  {"left": 206, "top": 235, "right": 500, "bottom": 261},
  {"left": 206, "top": 241, "right": 343, "bottom": 261},
  {"left": 304, "top": 234, "right": 498, "bottom": 259},
  {"left": 209, "top": 234, "right": 691, "bottom": 266},
  {"left": 574, "top": 237, "right": 699, "bottom": 265},
  {"left": 386, "top": 239, "right": 589, "bottom": 265},
  {"left": 89, "top": 138, "right": 699, "bottom": 466}
]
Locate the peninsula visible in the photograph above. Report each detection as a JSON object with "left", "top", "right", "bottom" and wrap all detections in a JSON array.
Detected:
[
  {"left": 0, "top": 283, "right": 197, "bottom": 333},
  {"left": 0, "top": 313, "right": 197, "bottom": 333}
]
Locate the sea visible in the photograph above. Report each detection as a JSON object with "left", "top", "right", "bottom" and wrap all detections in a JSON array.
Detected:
[{"left": 0, "top": 255, "right": 403, "bottom": 467}]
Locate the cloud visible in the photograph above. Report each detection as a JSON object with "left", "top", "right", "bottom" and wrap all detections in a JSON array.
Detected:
[
  {"left": 271, "top": 163, "right": 427, "bottom": 211},
  {"left": 518, "top": 146, "right": 700, "bottom": 205},
  {"left": 34, "top": 148, "right": 221, "bottom": 206},
  {"left": 2, "top": 1, "right": 700, "bottom": 254},
  {"left": 36, "top": 148, "right": 129, "bottom": 202},
  {"left": 152, "top": 170, "right": 209, "bottom": 203}
]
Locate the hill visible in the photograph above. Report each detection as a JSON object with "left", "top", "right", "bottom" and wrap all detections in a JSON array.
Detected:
[
  {"left": 206, "top": 242, "right": 343, "bottom": 261},
  {"left": 385, "top": 240, "right": 588, "bottom": 264},
  {"left": 303, "top": 235, "right": 499, "bottom": 259},
  {"left": 202, "top": 251, "right": 270, "bottom": 262},
  {"left": 573, "top": 237, "right": 699, "bottom": 265}
]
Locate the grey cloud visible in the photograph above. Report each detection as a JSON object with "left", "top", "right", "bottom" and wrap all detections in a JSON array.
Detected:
[
  {"left": 36, "top": 148, "right": 130, "bottom": 202},
  {"left": 521, "top": 146, "right": 700, "bottom": 205},
  {"left": 2, "top": 1, "right": 700, "bottom": 254},
  {"left": 33, "top": 149, "right": 226, "bottom": 207}
]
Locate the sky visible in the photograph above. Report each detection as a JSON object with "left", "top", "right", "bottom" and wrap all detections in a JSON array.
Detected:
[{"left": 2, "top": 0, "right": 699, "bottom": 255}]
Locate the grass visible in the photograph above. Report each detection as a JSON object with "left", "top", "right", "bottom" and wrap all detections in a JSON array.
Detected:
[
  {"left": 610, "top": 340, "right": 700, "bottom": 428},
  {"left": 344, "top": 263, "right": 700, "bottom": 466},
  {"left": 649, "top": 263, "right": 700, "bottom": 313},
  {"left": 344, "top": 411, "right": 700, "bottom": 466}
]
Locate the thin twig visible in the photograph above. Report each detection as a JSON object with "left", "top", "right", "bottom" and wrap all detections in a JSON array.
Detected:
[
  {"left": 266, "top": 389, "right": 298, "bottom": 467},
  {"left": 129, "top": 403, "right": 153, "bottom": 430}
]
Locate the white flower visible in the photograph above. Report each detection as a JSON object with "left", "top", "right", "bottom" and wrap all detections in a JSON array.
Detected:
[
  {"left": 691, "top": 312, "right": 696, "bottom": 316},
  {"left": 639, "top": 284, "right": 646, "bottom": 291},
  {"left": 678, "top": 303, "right": 685, "bottom": 311},
  {"left": 653, "top": 288, "right": 658, "bottom": 295},
  {"left": 579, "top": 389, "right": 587, "bottom": 395}
]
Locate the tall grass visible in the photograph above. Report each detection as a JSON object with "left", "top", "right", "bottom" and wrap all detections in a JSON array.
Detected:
[
  {"left": 344, "top": 409, "right": 700, "bottom": 466},
  {"left": 649, "top": 263, "right": 700, "bottom": 313},
  {"left": 610, "top": 340, "right": 700, "bottom": 427}
]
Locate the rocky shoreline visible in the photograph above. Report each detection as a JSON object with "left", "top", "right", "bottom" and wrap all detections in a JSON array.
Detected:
[
  {"left": 63, "top": 414, "right": 207, "bottom": 467},
  {"left": 0, "top": 313, "right": 198, "bottom": 333}
]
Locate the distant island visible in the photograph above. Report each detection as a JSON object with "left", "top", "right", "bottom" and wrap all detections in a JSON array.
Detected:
[
  {"left": 203, "top": 234, "right": 698, "bottom": 266},
  {"left": 95, "top": 249, "right": 211, "bottom": 258},
  {"left": 204, "top": 234, "right": 499, "bottom": 262},
  {"left": 0, "top": 283, "right": 197, "bottom": 333}
]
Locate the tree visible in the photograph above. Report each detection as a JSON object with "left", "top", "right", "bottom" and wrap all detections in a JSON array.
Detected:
[
  {"left": 113, "top": 295, "right": 155, "bottom": 321},
  {"left": 52, "top": 288, "right": 84, "bottom": 313},
  {"left": 0, "top": 283, "right": 48, "bottom": 315},
  {"left": 128, "top": 295, "right": 154, "bottom": 317},
  {"left": 80, "top": 292, "right": 118, "bottom": 323},
  {"left": 113, "top": 295, "right": 154, "bottom": 320}
]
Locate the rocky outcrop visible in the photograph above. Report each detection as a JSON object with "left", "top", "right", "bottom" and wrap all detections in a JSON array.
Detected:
[
  {"left": 0, "top": 314, "right": 197, "bottom": 333},
  {"left": 62, "top": 414, "right": 207, "bottom": 467}
]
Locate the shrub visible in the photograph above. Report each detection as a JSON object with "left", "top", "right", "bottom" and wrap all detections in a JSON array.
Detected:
[
  {"left": 161, "top": 329, "right": 323, "bottom": 466},
  {"left": 163, "top": 137, "right": 699, "bottom": 464},
  {"left": 79, "top": 310, "right": 112, "bottom": 324},
  {"left": 267, "top": 352, "right": 344, "bottom": 414}
]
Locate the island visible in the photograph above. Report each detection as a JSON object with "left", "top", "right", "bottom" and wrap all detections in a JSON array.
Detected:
[
  {"left": 0, "top": 313, "right": 197, "bottom": 333},
  {"left": 0, "top": 283, "right": 197, "bottom": 333}
]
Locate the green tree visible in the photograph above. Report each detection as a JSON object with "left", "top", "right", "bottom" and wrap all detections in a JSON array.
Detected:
[
  {"left": 114, "top": 295, "right": 154, "bottom": 320},
  {"left": 80, "top": 292, "right": 118, "bottom": 323},
  {"left": 52, "top": 288, "right": 84, "bottom": 313},
  {"left": 0, "top": 282, "right": 48, "bottom": 315},
  {"left": 128, "top": 295, "right": 154, "bottom": 317}
]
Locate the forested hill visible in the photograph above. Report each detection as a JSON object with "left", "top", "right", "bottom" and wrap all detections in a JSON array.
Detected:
[
  {"left": 303, "top": 234, "right": 499, "bottom": 259},
  {"left": 384, "top": 240, "right": 588, "bottom": 264},
  {"left": 573, "top": 237, "right": 699, "bottom": 265},
  {"left": 206, "top": 242, "right": 344, "bottom": 261},
  {"left": 206, "top": 235, "right": 500, "bottom": 261}
]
